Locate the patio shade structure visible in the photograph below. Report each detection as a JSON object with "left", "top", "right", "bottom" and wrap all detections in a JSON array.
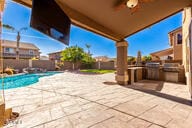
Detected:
[
  {"left": 12, "top": 0, "right": 192, "bottom": 97},
  {"left": 13, "top": 0, "right": 192, "bottom": 41}
]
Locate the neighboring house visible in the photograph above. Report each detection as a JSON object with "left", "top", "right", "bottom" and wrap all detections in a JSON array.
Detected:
[
  {"left": 150, "top": 27, "right": 182, "bottom": 61},
  {"left": 168, "top": 27, "right": 182, "bottom": 60},
  {"left": 94, "top": 56, "right": 109, "bottom": 62},
  {"left": 150, "top": 48, "right": 173, "bottom": 61},
  {"left": 40, "top": 56, "right": 49, "bottom": 60},
  {"left": 48, "top": 51, "right": 62, "bottom": 61},
  {"left": 2, "top": 40, "right": 40, "bottom": 59}
]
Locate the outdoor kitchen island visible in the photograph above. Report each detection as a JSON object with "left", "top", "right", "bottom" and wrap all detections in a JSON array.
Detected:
[
  {"left": 128, "top": 67, "right": 143, "bottom": 85},
  {"left": 127, "top": 63, "right": 186, "bottom": 85}
]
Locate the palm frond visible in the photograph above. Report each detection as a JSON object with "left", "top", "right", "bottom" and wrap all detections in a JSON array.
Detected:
[{"left": 3, "top": 24, "right": 15, "bottom": 31}]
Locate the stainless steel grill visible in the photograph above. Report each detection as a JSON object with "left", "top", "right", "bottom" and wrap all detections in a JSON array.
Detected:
[
  {"left": 146, "top": 63, "right": 160, "bottom": 68},
  {"left": 163, "top": 63, "right": 179, "bottom": 72},
  {"left": 146, "top": 63, "right": 160, "bottom": 80}
]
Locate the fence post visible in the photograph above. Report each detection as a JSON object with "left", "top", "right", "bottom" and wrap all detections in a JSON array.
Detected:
[
  {"left": 55, "top": 60, "right": 57, "bottom": 67},
  {"left": 98, "top": 61, "right": 101, "bottom": 69},
  {"left": 72, "top": 63, "right": 75, "bottom": 70},
  {"left": 29, "top": 60, "right": 32, "bottom": 68}
]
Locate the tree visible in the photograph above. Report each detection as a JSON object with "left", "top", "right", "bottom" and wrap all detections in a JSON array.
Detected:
[
  {"left": 61, "top": 45, "right": 95, "bottom": 70},
  {"left": 60, "top": 46, "right": 85, "bottom": 70},
  {"left": 142, "top": 55, "right": 152, "bottom": 62},
  {"left": 85, "top": 43, "right": 91, "bottom": 55},
  {"left": 128, "top": 56, "right": 136, "bottom": 64},
  {"left": 3, "top": 24, "right": 27, "bottom": 60},
  {"left": 31, "top": 57, "right": 39, "bottom": 60},
  {"left": 82, "top": 53, "right": 95, "bottom": 68}
]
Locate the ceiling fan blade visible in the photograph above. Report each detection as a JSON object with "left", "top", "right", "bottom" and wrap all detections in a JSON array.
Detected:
[
  {"left": 130, "top": 4, "right": 141, "bottom": 14},
  {"left": 115, "top": 4, "right": 127, "bottom": 11},
  {"left": 130, "top": 0, "right": 153, "bottom": 14},
  {"left": 114, "top": 0, "right": 128, "bottom": 11}
]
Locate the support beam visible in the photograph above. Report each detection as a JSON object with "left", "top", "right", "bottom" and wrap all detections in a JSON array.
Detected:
[{"left": 115, "top": 41, "right": 128, "bottom": 85}]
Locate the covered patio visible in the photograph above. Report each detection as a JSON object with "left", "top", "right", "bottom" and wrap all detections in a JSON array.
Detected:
[
  {"left": 11, "top": 0, "right": 192, "bottom": 99},
  {"left": 1, "top": 0, "right": 192, "bottom": 127}
]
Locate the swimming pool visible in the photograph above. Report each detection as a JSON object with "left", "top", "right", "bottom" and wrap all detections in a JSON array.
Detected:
[{"left": 0, "top": 71, "right": 62, "bottom": 90}]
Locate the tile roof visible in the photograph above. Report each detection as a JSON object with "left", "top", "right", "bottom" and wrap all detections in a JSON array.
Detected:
[
  {"left": 2, "top": 40, "right": 39, "bottom": 50},
  {"left": 168, "top": 27, "right": 182, "bottom": 35},
  {"left": 150, "top": 48, "right": 173, "bottom": 56},
  {"left": 48, "top": 50, "right": 63, "bottom": 55}
]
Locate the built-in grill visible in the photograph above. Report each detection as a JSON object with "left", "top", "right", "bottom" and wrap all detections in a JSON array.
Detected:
[
  {"left": 163, "top": 63, "right": 179, "bottom": 72},
  {"left": 163, "top": 63, "right": 180, "bottom": 82},
  {"left": 146, "top": 63, "right": 160, "bottom": 80},
  {"left": 146, "top": 63, "right": 160, "bottom": 68}
]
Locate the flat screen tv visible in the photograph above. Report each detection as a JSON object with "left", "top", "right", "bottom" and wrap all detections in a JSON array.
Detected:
[{"left": 30, "top": 0, "right": 71, "bottom": 45}]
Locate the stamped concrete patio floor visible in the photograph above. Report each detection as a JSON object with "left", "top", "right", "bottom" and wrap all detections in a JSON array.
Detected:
[{"left": 4, "top": 72, "right": 192, "bottom": 128}]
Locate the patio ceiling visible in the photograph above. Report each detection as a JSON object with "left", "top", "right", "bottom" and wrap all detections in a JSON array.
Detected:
[{"left": 13, "top": 0, "right": 192, "bottom": 41}]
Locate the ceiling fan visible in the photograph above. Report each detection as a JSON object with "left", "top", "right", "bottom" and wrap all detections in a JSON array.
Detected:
[{"left": 115, "top": 0, "right": 154, "bottom": 14}]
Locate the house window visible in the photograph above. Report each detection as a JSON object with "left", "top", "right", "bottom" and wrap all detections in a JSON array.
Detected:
[
  {"left": 177, "top": 34, "right": 182, "bottom": 44},
  {"left": 29, "top": 50, "right": 34, "bottom": 55},
  {"left": 55, "top": 55, "right": 61, "bottom": 60},
  {"left": 4, "top": 48, "right": 14, "bottom": 53}
]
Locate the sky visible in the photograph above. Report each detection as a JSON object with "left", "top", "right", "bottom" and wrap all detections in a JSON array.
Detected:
[{"left": 2, "top": 0, "right": 182, "bottom": 57}]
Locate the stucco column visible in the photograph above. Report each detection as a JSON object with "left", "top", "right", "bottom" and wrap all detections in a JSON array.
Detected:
[
  {"left": 182, "top": 7, "right": 192, "bottom": 99},
  {"left": 115, "top": 41, "right": 128, "bottom": 85}
]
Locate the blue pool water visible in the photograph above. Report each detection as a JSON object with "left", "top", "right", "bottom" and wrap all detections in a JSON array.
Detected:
[{"left": 0, "top": 71, "right": 62, "bottom": 90}]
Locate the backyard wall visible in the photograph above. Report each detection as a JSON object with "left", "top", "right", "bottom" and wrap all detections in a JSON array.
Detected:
[
  {"left": 3, "top": 59, "right": 116, "bottom": 72},
  {"left": 60, "top": 61, "right": 81, "bottom": 70},
  {"left": 92, "top": 62, "right": 115, "bottom": 70},
  {"left": 32, "top": 60, "right": 55, "bottom": 71},
  {"left": 3, "top": 59, "right": 55, "bottom": 72},
  {"left": 59, "top": 61, "right": 115, "bottom": 70},
  {"left": 3, "top": 59, "right": 29, "bottom": 72}
]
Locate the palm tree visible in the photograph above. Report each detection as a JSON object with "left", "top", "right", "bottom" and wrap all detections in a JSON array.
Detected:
[
  {"left": 3, "top": 24, "right": 27, "bottom": 60},
  {"left": 85, "top": 43, "right": 91, "bottom": 55},
  {"left": 85, "top": 43, "right": 92, "bottom": 64}
]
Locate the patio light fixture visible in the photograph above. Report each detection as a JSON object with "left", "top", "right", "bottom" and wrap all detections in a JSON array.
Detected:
[{"left": 126, "top": 0, "right": 138, "bottom": 8}]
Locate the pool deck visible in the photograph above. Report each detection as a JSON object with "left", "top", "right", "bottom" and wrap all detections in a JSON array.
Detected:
[{"left": 3, "top": 72, "right": 192, "bottom": 128}]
